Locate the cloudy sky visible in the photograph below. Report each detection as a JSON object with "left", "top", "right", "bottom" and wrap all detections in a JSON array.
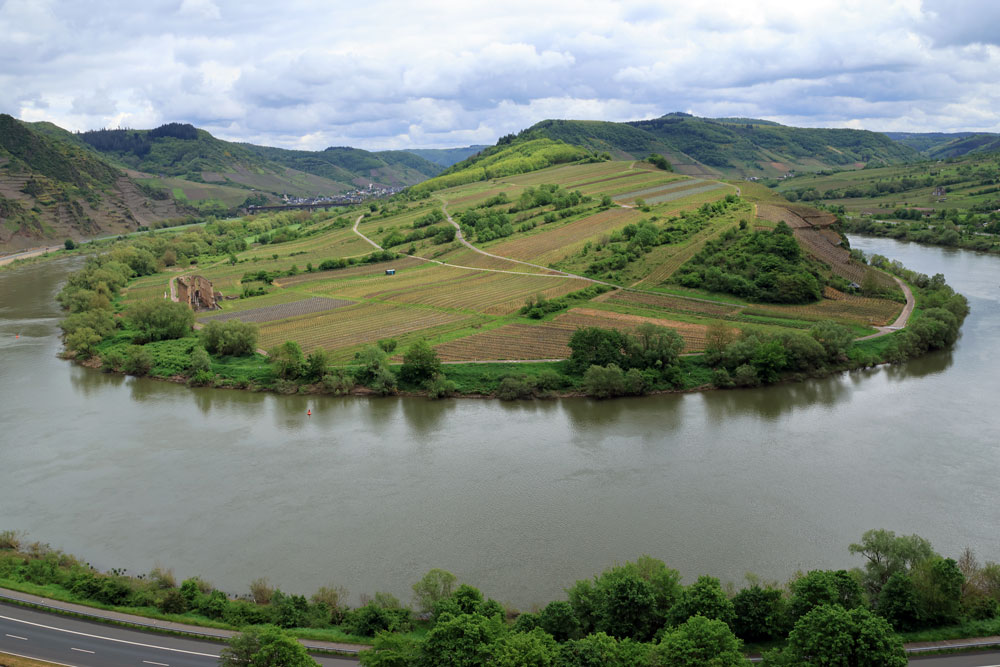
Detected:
[{"left": 2, "top": 0, "right": 999, "bottom": 151}]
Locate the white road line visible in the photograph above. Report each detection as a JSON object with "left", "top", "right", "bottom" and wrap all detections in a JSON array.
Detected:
[
  {"left": 5, "top": 633, "right": 27, "bottom": 640},
  {"left": 0, "top": 614, "right": 219, "bottom": 658},
  {"left": 0, "top": 649, "right": 78, "bottom": 666},
  {"left": 143, "top": 661, "right": 170, "bottom": 666},
  {"left": 71, "top": 647, "right": 95, "bottom": 653}
]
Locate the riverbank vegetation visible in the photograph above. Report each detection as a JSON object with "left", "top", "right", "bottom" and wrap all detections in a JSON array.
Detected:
[{"left": 4, "top": 529, "right": 1000, "bottom": 665}]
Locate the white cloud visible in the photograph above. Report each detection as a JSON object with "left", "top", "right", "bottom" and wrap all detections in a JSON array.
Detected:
[{"left": 1, "top": 0, "right": 998, "bottom": 149}]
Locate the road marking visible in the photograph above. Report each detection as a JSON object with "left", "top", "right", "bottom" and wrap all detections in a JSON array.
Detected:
[
  {"left": 71, "top": 647, "right": 95, "bottom": 653},
  {"left": 0, "top": 650, "right": 78, "bottom": 666},
  {"left": 0, "top": 614, "right": 219, "bottom": 658},
  {"left": 143, "top": 661, "right": 170, "bottom": 666},
  {"left": 5, "top": 633, "right": 27, "bottom": 640}
]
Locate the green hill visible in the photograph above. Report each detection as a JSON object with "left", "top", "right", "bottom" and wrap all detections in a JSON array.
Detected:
[
  {"left": 408, "top": 138, "right": 591, "bottom": 194},
  {"left": 75, "top": 124, "right": 443, "bottom": 196},
  {"left": 0, "top": 114, "right": 190, "bottom": 250},
  {"left": 514, "top": 114, "right": 921, "bottom": 178},
  {"left": 884, "top": 131, "right": 1000, "bottom": 158},
  {"left": 403, "top": 145, "right": 490, "bottom": 167}
]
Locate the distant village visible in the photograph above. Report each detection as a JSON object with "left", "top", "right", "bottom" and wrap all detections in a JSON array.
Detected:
[
  {"left": 280, "top": 183, "right": 405, "bottom": 205},
  {"left": 245, "top": 183, "right": 405, "bottom": 213}
]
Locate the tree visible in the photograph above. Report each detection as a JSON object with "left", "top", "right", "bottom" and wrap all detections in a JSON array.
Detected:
[
  {"left": 560, "top": 632, "right": 650, "bottom": 667},
  {"left": 538, "top": 600, "right": 580, "bottom": 641},
  {"left": 775, "top": 605, "right": 906, "bottom": 667},
  {"left": 626, "top": 323, "right": 684, "bottom": 371},
  {"left": 359, "top": 631, "right": 422, "bottom": 667},
  {"left": 848, "top": 529, "right": 935, "bottom": 597},
  {"left": 412, "top": 568, "right": 457, "bottom": 614},
  {"left": 354, "top": 345, "right": 391, "bottom": 385},
  {"left": 490, "top": 629, "right": 561, "bottom": 667},
  {"left": 877, "top": 571, "right": 920, "bottom": 631},
  {"left": 668, "top": 575, "right": 735, "bottom": 627},
  {"left": 127, "top": 300, "right": 194, "bottom": 343},
  {"left": 912, "top": 556, "right": 964, "bottom": 626},
  {"left": 732, "top": 584, "right": 787, "bottom": 642},
  {"left": 65, "top": 326, "right": 103, "bottom": 358},
  {"left": 219, "top": 624, "right": 318, "bottom": 666},
  {"left": 400, "top": 339, "right": 440, "bottom": 384},
  {"left": 268, "top": 341, "right": 305, "bottom": 379},
  {"left": 593, "top": 567, "right": 657, "bottom": 641},
  {"left": 304, "top": 348, "right": 329, "bottom": 381},
  {"left": 419, "top": 612, "right": 506, "bottom": 667},
  {"left": 651, "top": 615, "right": 744, "bottom": 667},
  {"left": 64, "top": 238, "right": 76, "bottom": 250},
  {"left": 789, "top": 570, "right": 864, "bottom": 622}
]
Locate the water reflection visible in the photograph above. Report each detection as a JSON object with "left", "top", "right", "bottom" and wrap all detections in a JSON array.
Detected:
[
  {"left": 69, "top": 364, "right": 126, "bottom": 396},
  {"left": 399, "top": 396, "right": 455, "bottom": 434},
  {"left": 883, "top": 350, "right": 954, "bottom": 381},
  {"left": 702, "top": 372, "right": 850, "bottom": 421}
]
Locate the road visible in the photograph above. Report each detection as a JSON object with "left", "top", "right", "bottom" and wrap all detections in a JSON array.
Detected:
[
  {"left": 911, "top": 651, "right": 1000, "bottom": 666},
  {"left": 0, "top": 245, "right": 63, "bottom": 267},
  {"left": 0, "top": 603, "right": 357, "bottom": 667}
]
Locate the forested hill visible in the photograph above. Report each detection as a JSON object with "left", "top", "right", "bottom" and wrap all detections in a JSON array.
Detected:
[
  {"left": 516, "top": 114, "right": 922, "bottom": 178},
  {"left": 885, "top": 131, "right": 1000, "bottom": 159},
  {"left": 73, "top": 123, "right": 442, "bottom": 192},
  {"left": 243, "top": 144, "right": 442, "bottom": 187},
  {"left": 0, "top": 114, "right": 189, "bottom": 251},
  {"left": 403, "top": 145, "right": 490, "bottom": 167}
]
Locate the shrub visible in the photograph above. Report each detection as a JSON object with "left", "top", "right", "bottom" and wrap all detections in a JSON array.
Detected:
[
  {"left": 199, "top": 320, "right": 258, "bottom": 357},
  {"left": 127, "top": 300, "right": 194, "bottom": 344},
  {"left": 497, "top": 375, "right": 534, "bottom": 400},
  {"left": 321, "top": 369, "right": 354, "bottom": 395},
  {"left": 188, "top": 346, "right": 212, "bottom": 374},
  {"left": 425, "top": 373, "right": 457, "bottom": 399},
  {"left": 101, "top": 348, "right": 126, "bottom": 372},
  {"left": 583, "top": 364, "right": 626, "bottom": 398},
  {"left": 400, "top": 339, "right": 441, "bottom": 384},
  {"left": 269, "top": 341, "right": 305, "bottom": 379},
  {"left": 123, "top": 345, "right": 154, "bottom": 376},
  {"left": 159, "top": 589, "right": 188, "bottom": 614}
]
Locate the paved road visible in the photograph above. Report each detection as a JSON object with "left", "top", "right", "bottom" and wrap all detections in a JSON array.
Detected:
[
  {"left": 911, "top": 651, "right": 1000, "bottom": 666},
  {"left": 0, "top": 603, "right": 357, "bottom": 667}
]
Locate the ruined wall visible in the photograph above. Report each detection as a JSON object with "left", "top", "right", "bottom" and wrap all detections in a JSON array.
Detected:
[{"left": 176, "top": 275, "right": 218, "bottom": 311}]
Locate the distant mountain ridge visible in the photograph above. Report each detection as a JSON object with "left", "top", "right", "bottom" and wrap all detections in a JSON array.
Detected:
[
  {"left": 885, "top": 131, "right": 1000, "bottom": 159},
  {"left": 403, "top": 145, "right": 490, "bottom": 167},
  {"left": 515, "top": 114, "right": 922, "bottom": 178}
]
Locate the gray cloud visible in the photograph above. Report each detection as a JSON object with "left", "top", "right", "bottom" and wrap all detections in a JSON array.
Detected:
[{"left": 1, "top": 0, "right": 998, "bottom": 149}]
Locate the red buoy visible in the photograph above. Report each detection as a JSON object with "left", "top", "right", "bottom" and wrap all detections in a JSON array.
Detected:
[{"left": 307, "top": 409, "right": 311, "bottom": 416}]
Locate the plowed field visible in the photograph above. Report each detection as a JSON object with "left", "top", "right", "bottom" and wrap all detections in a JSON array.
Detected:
[{"left": 201, "top": 297, "right": 354, "bottom": 324}]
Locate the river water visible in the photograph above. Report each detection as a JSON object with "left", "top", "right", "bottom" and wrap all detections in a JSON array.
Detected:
[{"left": 0, "top": 236, "right": 997, "bottom": 608}]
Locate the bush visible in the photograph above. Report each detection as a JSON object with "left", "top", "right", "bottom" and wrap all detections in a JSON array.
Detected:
[
  {"left": 199, "top": 319, "right": 259, "bottom": 357},
  {"left": 189, "top": 346, "right": 212, "bottom": 374},
  {"left": 269, "top": 341, "right": 305, "bottom": 380},
  {"left": 497, "top": 375, "right": 534, "bottom": 400},
  {"left": 101, "top": 348, "right": 126, "bottom": 372},
  {"left": 583, "top": 364, "right": 626, "bottom": 398},
  {"left": 127, "top": 300, "right": 194, "bottom": 344},
  {"left": 123, "top": 345, "right": 154, "bottom": 376},
  {"left": 400, "top": 339, "right": 441, "bottom": 385},
  {"left": 159, "top": 589, "right": 188, "bottom": 614},
  {"left": 425, "top": 373, "right": 457, "bottom": 399},
  {"left": 343, "top": 603, "right": 411, "bottom": 636},
  {"left": 321, "top": 369, "right": 354, "bottom": 396}
]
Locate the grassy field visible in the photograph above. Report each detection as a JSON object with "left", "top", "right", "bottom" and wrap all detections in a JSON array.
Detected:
[{"left": 118, "top": 160, "right": 910, "bottom": 367}]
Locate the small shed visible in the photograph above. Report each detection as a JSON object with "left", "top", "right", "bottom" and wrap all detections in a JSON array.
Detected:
[{"left": 385, "top": 268, "right": 396, "bottom": 276}]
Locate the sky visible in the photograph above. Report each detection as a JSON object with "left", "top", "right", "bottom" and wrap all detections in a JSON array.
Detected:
[{"left": 2, "top": 0, "right": 999, "bottom": 151}]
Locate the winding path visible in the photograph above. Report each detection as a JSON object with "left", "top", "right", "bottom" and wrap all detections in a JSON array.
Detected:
[{"left": 344, "top": 192, "right": 917, "bottom": 346}]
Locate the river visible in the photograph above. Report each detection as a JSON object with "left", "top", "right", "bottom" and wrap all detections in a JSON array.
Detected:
[{"left": 0, "top": 236, "right": 997, "bottom": 608}]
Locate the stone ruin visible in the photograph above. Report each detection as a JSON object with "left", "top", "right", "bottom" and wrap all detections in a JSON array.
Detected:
[{"left": 176, "top": 275, "right": 221, "bottom": 311}]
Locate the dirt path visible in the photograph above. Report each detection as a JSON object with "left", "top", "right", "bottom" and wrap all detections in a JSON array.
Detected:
[
  {"left": 0, "top": 245, "right": 63, "bottom": 267},
  {"left": 857, "top": 276, "right": 915, "bottom": 340}
]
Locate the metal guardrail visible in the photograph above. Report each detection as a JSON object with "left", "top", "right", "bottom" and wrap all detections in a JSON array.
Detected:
[{"left": 0, "top": 590, "right": 362, "bottom": 655}]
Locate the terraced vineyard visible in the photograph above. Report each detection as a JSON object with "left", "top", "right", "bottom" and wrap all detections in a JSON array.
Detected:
[
  {"left": 603, "top": 290, "right": 742, "bottom": 318},
  {"left": 119, "top": 159, "right": 911, "bottom": 365},
  {"left": 744, "top": 294, "right": 903, "bottom": 327},
  {"left": 201, "top": 297, "right": 354, "bottom": 324},
  {"left": 256, "top": 302, "right": 476, "bottom": 358},
  {"left": 488, "top": 207, "right": 641, "bottom": 264}
]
